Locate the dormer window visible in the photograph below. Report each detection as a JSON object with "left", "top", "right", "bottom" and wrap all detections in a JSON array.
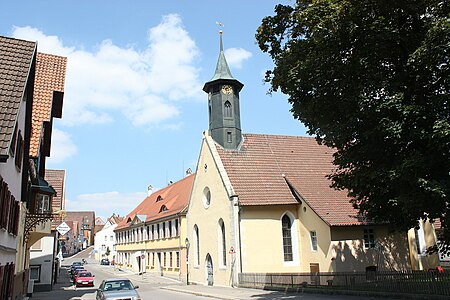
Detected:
[
  {"left": 156, "top": 195, "right": 163, "bottom": 202},
  {"left": 159, "top": 205, "right": 168, "bottom": 213}
]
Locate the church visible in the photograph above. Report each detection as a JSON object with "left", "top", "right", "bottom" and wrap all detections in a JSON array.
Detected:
[{"left": 185, "top": 31, "right": 412, "bottom": 287}]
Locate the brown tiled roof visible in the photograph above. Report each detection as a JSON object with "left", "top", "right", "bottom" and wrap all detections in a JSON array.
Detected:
[
  {"left": 216, "top": 134, "right": 361, "bottom": 226},
  {"left": 116, "top": 174, "right": 194, "bottom": 230},
  {"left": 30, "top": 52, "right": 67, "bottom": 157},
  {"left": 0, "top": 36, "right": 36, "bottom": 156},
  {"left": 45, "top": 169, "right": 66, "bottom": 211}
]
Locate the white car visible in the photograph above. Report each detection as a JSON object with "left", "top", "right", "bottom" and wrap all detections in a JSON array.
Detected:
[{"left": 96, "top": 278, "right": 141, "bottom": 300}]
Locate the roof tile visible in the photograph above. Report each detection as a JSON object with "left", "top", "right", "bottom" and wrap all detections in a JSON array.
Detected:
[{"left": 216, "top": 134, "right": 361, "bottom": 226}]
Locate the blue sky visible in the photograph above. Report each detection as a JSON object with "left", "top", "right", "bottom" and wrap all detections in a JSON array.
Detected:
[{"left": 1, "top": 0, "right": 307, "bottom": 220}]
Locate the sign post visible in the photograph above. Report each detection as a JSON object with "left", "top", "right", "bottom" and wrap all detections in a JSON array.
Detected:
[{"left": 56, "top": 222, "right": 70, "bottom": 236}]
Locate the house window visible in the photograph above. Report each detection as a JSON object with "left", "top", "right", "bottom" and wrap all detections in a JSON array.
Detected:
[
  {"left": 29, "top": 265, "right": 41, "bottom": 282},
  {"left": 170, "top": 252, "right": 173, "bottom": 267},
  {"left": 156, "top": 224, "right": 160, "bottom": 239},
  {"left": 162, "top": 223, "right": 166, "bottom": 239},
  {"left": 218, "top": 219, "right": 226, "bottom": 266},
  {"left": 175, "top": 219, "right": 179, "bottom": 236},
  {"left": 282, "top": 215, "right": 293, "bottom": 261},
  {"left": 168, "top": 220, "right": 172, "bottom": 237},
  {"left": 224, "top": 101, "right": 232, "bottom": 118},
  {"left": 415, "top": 222, "right": 426, "bottom": 255},
  {"left": 202, "top": 187, "right": 211, "bottom": 209},
  {"left": 10, "top": 124, "right": 17, "bottom": 156},
  {"left": 110, "top": 235, "right": 113, "bottom": 241},
  {"left": 163, "top": 252, "right": 166, "bottom": 267},
  {"left": 194, "top": 225, "right": 200, "bottom": 266},
  {"left": 156, "top": 195, "right": 163, "bottom": 202},
  {"left": 176, "top": 251, "right": 180, "bottom": 268},
  {"left": 227, "top": 132, "right": 232, "bottom": 143},
  {"left": 363, "top": 228, "right": 376, "bottom": 249},
  {"left": 14, "top": 130, "right": 23, "bottom": 170},
  {"left": 104, "top": 236, "right": 107, "bottom": 241},
  {"left": 310, "top": 231, "right": 318, "bottom": 251},
  {"left": 36, "top": 194, "right": 51, "bottom": 214}
]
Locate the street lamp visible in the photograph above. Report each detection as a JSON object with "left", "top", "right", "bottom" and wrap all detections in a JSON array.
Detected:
[{"left": 185, "top": 237, "right": 190, "bottom": 285}]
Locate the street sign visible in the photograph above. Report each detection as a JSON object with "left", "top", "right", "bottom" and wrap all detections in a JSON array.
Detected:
[
  {"left": 56, "top": 221, "right": 71, "bottom": 235},
  {"left": 229, "top": 246, "right": 235, "bottom": 254}
]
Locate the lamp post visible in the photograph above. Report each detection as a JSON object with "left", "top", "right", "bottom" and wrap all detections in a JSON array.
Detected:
[{"left": 185, "top": 237, "right": 190, "bottom": 285}]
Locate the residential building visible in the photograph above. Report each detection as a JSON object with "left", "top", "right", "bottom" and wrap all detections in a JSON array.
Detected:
[
  {"left": 29, "top": 169, "right": 66, "bottom": 292},
  {"left": 94, "top": 214, "right": 123, "bottom": 262},
  {"left": 186, "top": 32, "right": 412, "bottom": 287},
  {"left": 65, "top": 211, "right": 95, "bottom": 250},
  {"left": 0, "top": 36, "right": 36, "bottom": 300},
  {"left": 25, "top": 52, "right": 67, "bottom": 295},
  {"left": 115, "top": 174, "right": 194, "bottom": 281}
]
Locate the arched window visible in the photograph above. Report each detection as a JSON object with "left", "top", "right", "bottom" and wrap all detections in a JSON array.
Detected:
[
  {"left": 282, "top": 215, "right": 293, "bottom": 262},
  {"left": 194, "top": 225, "right": 200, "bottom": 266},
  {"left": 224, "top": 101, "right": 232, "bottom": 118},
  {"left": 218, "top": 219, "right": 226, "bottom": 266},
  {"left": 203, "top": 187, "right": 211, "bottom": 208}
]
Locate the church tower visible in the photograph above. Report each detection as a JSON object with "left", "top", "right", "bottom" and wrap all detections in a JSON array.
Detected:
[{"left": 203, "top": 31, "right": 244, "bottom": 150}]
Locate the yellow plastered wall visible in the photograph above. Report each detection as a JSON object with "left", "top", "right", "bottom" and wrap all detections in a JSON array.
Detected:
[{"left": 187, "top": 136, "right": 234, "bottom": 287}]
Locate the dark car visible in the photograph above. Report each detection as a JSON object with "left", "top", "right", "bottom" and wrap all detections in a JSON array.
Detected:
[
  {"left": 70, "top": 264, "right": 84, "bottom": 275},
  {"left": 96, "top": 278, "right": 140, "bottom": 300},
  {"left": 100, "top": 258, "right": 110, "bottom": 265}
]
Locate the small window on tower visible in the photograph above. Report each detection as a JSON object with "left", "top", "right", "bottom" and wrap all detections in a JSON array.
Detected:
[
  {"left": 227, "top": 132, "right": 232, "bottom": 143},
  {"left": 224, "top": 101, "right": 232, "bottom": 118}
]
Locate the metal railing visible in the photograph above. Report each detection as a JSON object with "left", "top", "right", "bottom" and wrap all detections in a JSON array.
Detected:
[{"left": 239, "top": 270, "right": 450, "bottom": 297}]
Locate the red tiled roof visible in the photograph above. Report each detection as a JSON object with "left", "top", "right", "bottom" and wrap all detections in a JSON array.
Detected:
[
  {"left": 434, "top": 218, "right": 442, "bottom": 230},
  {"left": 45, "top": 169, "right": 66, "bottom": 212},
  {"left": 116, "top": 174, "right": 194, "bottom": 230},
  {"left": 30, "top": 52, "right": 67, "bottom": 157},
  {"left": 216, "top": 134, "right": 361, "bottom": 226},
  {"left": 0, "top": 36, "right": 36, "bottom": 156}
]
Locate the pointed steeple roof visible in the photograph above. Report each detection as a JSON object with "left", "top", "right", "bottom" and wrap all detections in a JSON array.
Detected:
[
  {"left": 203, "top": 30, "right": 243, "bottom": 92},
  {"left": 210, "top": 31, "right": 235, "bottom": 81}
]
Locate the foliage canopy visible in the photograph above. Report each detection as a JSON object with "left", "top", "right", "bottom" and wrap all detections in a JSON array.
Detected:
[{"left": 257, "top": 0, "right": 450, "bottom": 247}]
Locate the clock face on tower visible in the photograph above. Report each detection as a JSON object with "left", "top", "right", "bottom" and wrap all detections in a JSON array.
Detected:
[{"left": 221, "top": 85, "right": 233, "bottom": 95}]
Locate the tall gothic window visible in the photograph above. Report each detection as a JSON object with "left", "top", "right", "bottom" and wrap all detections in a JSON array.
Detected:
[
  {"left": 282, "top": 215, "right": 293, "bottom": 261},
  {"left": 218, "top": 219, "right": 226, "bottom": 266},
  {"left": 224, "top": 101, "right": 232, "bottom": 118},
  {"left": 194, "top": 225, "right": 200, "bottom": 266}
]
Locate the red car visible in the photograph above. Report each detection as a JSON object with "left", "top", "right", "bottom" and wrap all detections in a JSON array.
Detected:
[{"left": 74, "top": 271, "right": 95, "bottom": 287}]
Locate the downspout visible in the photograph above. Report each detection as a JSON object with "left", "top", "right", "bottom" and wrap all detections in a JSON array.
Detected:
[{"left": 230, "top": 195, "right": 241, "bottom": 286}]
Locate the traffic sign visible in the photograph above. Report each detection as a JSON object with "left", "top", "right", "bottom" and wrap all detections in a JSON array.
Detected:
[
  {"left": 229, "top": 246, "right": 235, "bottom": 254},
  {"left": 56, "top": 222, "right": 70, "bottom": 235}
]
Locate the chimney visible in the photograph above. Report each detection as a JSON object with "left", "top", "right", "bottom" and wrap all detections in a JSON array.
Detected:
[
  {"left": 186, "top": 168, "right": 193, "bottom": 176},
  {"left": 147, "top": 185, "right": 153, "bottom": 196}
]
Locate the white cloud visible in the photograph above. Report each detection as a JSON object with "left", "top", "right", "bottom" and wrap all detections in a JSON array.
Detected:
[
  {"left": 47, "top": 128, "right": 77, "bottom": 163},
  {"left": 11, "top": 14, "right": 202, "bottom": 127},
  {"left": 65, "top": 191, "right": 147, "bottom": 219},
  {"left": 224, "top": 48, "right": 252, "bottom": 69}
]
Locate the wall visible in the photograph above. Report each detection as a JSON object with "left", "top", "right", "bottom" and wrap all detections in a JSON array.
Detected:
[
  {"left": 29, "top": 236, "right": 55, "bottom": 292},
  {"left": 187, "top": 136, "right": 235, "bottom": 287}
]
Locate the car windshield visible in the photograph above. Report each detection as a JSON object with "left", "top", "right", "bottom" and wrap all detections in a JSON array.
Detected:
[
  {"left": 78, "top": 272, "right": 92, "bottom": 277},
  {"left": 103, "top": 280, "right": 134, "bottom": 291}
]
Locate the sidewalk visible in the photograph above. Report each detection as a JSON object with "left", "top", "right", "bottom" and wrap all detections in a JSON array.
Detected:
[{"left": 110, "top": 266, "right": 286, "bottom": 299}]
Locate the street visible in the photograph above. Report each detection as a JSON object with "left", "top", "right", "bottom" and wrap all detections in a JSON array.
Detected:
[{"left": 30, "top": 248, "right": 391, "bottom": 300}]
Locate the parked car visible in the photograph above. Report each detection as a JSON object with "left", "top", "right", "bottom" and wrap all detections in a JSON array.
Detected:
[
  {"left": 70, "top": 264, "right": 85, "bottom": 275},
  {"left": 96, "top": 278, "right": 140, "bottom": 300},
  {"left": 75, "top": 271, "right": 95, "bottom": 287},
  {"left": 71, "top": 266, "right": 86, "bottom": 281},
  {"left": 100, "top": 258, "right": 110, "bottom": 265}
]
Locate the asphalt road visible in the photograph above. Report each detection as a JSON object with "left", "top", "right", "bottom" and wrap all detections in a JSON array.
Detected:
[{"left": 31, "top": 247, "right": 395, "bottom": 300}]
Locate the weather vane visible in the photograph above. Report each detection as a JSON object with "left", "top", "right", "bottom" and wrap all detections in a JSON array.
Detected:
[{"left": 216, "top": 21, "right": 224, "bottom": 34}]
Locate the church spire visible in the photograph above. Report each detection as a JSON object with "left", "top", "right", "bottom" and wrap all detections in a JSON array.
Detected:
[
  {"left": 209, "top": 30, "right": 236, "bottom": 82},
  {"left": 203, "top": 30, "right": 244, "bottom": 150}
]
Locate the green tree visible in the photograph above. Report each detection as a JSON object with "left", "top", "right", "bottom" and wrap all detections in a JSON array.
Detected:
[{"left": 257, "top": 0, "right": 450, "bottom": 248}]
